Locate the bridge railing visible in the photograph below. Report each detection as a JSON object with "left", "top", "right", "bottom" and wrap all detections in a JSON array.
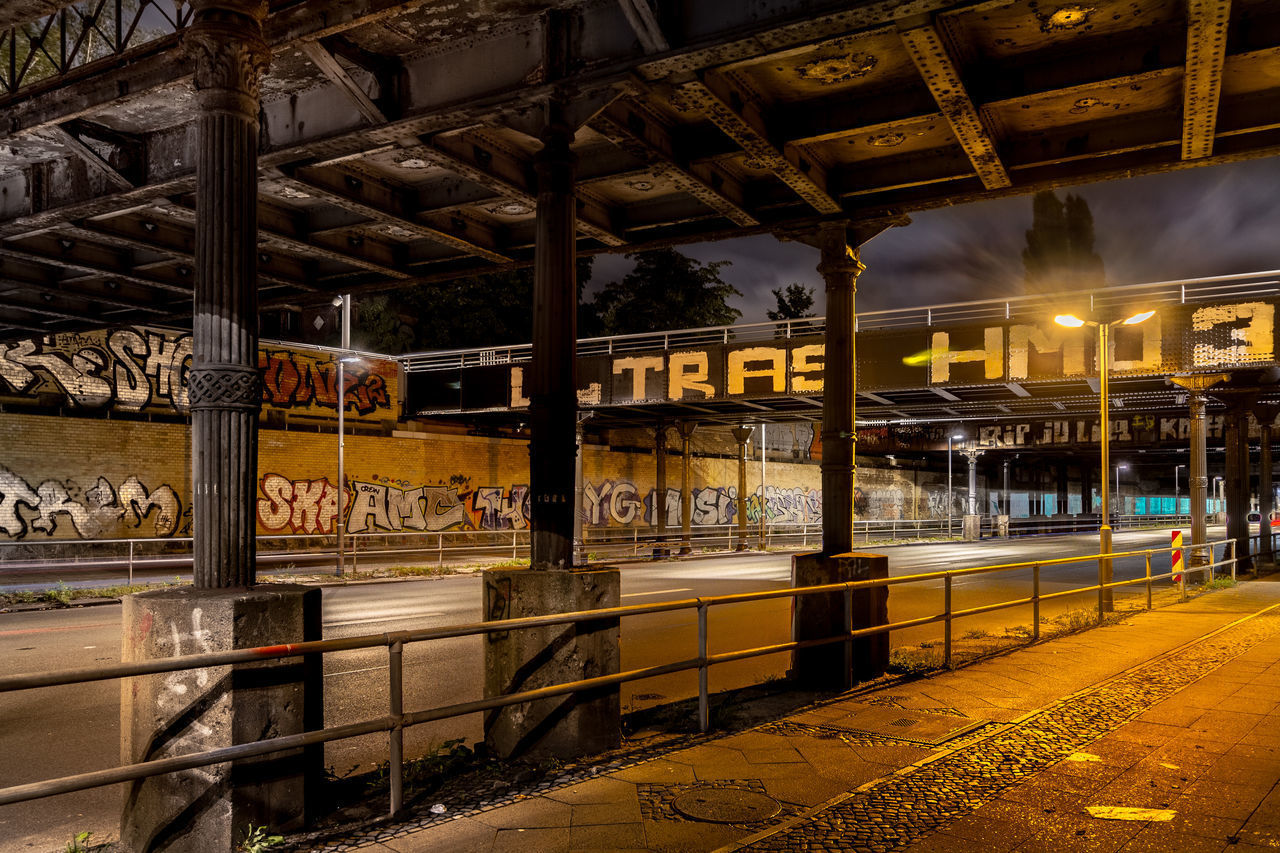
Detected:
[
  {"left": 0, "top": 535, "right": 1256, "bottom": 817},
  {"left": 398, "top": 270, "right": 1280, "bottom": 372},
  {"left": 0, "top": 514, "right": 1222, "bottom": 583}
]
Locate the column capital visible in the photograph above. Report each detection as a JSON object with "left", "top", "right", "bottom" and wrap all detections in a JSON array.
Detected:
[
  {"left": 731, "top": 425, "right": 755, "bottom": 445},
  {"left": 185, "top": 0, "right": 270, "bottom": 118},
  {"left": 816, "top": 222, "right": 864, "bottom": 283}
]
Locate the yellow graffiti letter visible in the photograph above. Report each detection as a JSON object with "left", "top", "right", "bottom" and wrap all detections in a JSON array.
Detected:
[{"left": 728, "top": 347, "right": 786, "bottom": 394}]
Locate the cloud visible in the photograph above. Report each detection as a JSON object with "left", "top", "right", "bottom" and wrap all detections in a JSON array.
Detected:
[{"left": 585, "top": 157, "right": 1280, "bottom": 323}]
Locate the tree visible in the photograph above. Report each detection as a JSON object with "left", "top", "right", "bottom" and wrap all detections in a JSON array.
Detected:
[
  {"left": 352, "top": 257, "right": 594, "bottom": 353},
  {"left": 588, "top": 249, "right": 742, "bottom": 335},
  {"left": 1022, "top": 189, "right": 1105, "bottom": 294},
  {"left": 766, "top": 283, "right": 816, "bottom": 320}
]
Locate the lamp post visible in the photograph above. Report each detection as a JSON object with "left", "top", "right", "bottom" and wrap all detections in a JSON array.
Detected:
[
  {"left": 1115, "top": 462, "right": 1128, "bottom": 521},
  {"left": 333, "top": 293, "right": 351, "bottom": 577},
  {"left": 947, "top": 433, "right": 963, "bottom": 535},
  {"left": 1055, "top": 309, "right": 1154, "bottom": 611},
  {"left": 1175, "top": 463, "right": 1186, "bottom": 517}
]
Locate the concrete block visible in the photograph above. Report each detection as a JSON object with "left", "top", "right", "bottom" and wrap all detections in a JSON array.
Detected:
[
  {"left": 963, "top": 514, "right": 982, "bottom": 540},
  {"left": 483, "top": 568, "right": 621, "bottom": 760},
  {"left": 120, "top": 585, "right": 322, "bottom": 853},
  {"left": 791, "top": 552, "right": 889, "bottom": 689}
]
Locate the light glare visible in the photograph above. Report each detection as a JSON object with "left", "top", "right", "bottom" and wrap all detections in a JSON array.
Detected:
[
  {"left": 1122, "top": 310, "right": 1155, "bottom": 325},
  {"left": 1054, "top": 314, "right": 1085, "bottom": 327}
]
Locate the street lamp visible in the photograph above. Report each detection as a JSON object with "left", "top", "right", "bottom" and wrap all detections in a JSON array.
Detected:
[
  {"left": 947, "top": 433, "right": 964, "bottom": 535},
  {"left": 1055, "top": 309, "right": 1155, "bottom": 611},
  {"left": 333, "top": 293, "right": 352, "bottom": 577},
  {"left": 1174, "top": 463, "right": 1187, "bottom": 517}
]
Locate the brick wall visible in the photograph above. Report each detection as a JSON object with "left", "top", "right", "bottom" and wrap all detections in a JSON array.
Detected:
[{"left": 0, "top": 412, "right": 951, "bottom": 542}]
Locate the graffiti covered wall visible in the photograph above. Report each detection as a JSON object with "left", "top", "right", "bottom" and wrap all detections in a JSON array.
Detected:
[
  {"left": 0, "top": 328, "right": 397, "bottom": 420},
  {"left": 0, "top": 412, "right": 957, "bottom": 543}
]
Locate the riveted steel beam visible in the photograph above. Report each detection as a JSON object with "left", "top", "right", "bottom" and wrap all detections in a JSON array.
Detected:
[
  {"left": 1182, "top": 0, "right": 1233, "bottom": 160},
  {"left": 278, "top": 168, "right": 512, "bottom": 264},
  {"left": 898, "top": 18, "right": 1010, "bottom": 191},
  {"left": 676, "top": 73, "right": 841, "bottom": 215},
  {"left": 591, "top": 98, "right": 758, "bottom": 226}
]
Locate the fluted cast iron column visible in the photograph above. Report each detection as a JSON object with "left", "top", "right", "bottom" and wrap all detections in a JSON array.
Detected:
[
  {"left": 731, "top": 426, "right": 754, "bottom": 551},
  {"left": 1225, "top": 406, "right": 1252, "bottom": 571},
  {"left": 677, "top": 421, "right": 696, "bottom": 555},
  {"left": 529, "top": 114, "right": 577, "bottom": 571},
  {"left": 186, "top": 0, "right": 269, "bottom": 589},
  {"left": 816, "top": 224, "right": 863, "bottom": 556},
  {"left": 653, "top": 423, "right": 668, "bottom": 557},
  {"left": 1259, "top": 415, "right": 1275, "bottom": 564}
]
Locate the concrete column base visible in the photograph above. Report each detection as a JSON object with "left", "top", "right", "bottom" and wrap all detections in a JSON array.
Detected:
[
  {"left": 121, "top": 585, "right": 322, "bottom": 853},
  {"left": 963, "top": 515, "right": 982, "bottom": 540},
  {"left": 996, "top": 515, "right": 1010, "bottom": 537},
  {"left": 483, "top": 568, "right": 621, "bottom": 760},
  {"left": 791, "top": 552, "right": 889, "bottom": 689}
]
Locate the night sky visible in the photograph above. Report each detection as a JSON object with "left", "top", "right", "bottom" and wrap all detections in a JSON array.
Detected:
[{"left": 589, "top": 156, "right": 1280, "bottom": 323}]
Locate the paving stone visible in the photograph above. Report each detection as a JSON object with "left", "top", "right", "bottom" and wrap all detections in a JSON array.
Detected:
[{"left": 746, "top": 612, "right": 1280, "bottom": 852}]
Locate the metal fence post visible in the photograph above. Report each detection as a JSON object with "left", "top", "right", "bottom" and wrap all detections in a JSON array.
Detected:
[
  {"left": 128, "top": 540, "right": 134, "bottom": 586},
  {"left": 438, "top": 533, "right": 444, "bottom": 568},
  {"left": 351, "top": 536, "right": 358, "bottom": 575},
  {"left": 512, "top": 530, "right": 518, "bottom": 560},
  {"left": 842, "top": 585, "right": 855, "bottom": 687},
  {"left": 1231, "top": 539, "right": 1237, "bottom": 581},
  {"left": 697, "top": 603, "right": 709, "bottom": 733},
  {"left": 1144, "top": 551, "right": 1152, "bottom": 610},
  {"left": 389, "top": 639, "right": 404, "bottom": 816},
  {"left": 1032, "top": 563, "right": 1040, "bottom": 641},
  {"left": 944, "top": 575, "right": 953, "bottom": 669}
]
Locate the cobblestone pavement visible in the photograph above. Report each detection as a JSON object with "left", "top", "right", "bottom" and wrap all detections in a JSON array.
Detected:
[
  {"left": 286, "top": 581, "right": 1280, "bottom": 853},
  {"left": 741, "top": 607, "right": 1280, "bottom": 852}
]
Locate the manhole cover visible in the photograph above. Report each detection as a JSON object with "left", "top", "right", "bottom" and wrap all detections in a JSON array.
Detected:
[{"left": 672, "top": 787, "right": 781, "bottom": 824}]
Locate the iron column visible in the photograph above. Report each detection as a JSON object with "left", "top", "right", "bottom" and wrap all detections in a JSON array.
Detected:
[
  {"left": 731, "top": 426, "right": 754, "bottom": 550},
  {"left": 186, "top": 0, "right": 270, "bottom": 589},
  {"left": 816, "top": 223, "right": 863, "bottom": 556},
  {"left": 677, "top": 421, "right": 696, "bottom": 555},
  {"left": 653, "top": 423, "right": 667, "bottom": 557},
  {"left": 528, "top": 109, "right": 577, "bottom": 571},
  {"left": 1171, "top": 375, "right": 1225, "bottom": 567}
]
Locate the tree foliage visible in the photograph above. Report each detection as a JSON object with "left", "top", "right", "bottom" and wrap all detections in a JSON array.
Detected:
[
  {"left": 766, "top": 283, "right": 816, "bottom": 321},
  {"left": 1022, "top": 190, "right": 1105, "bottom": 293},
  {"left": 353, "top": 258, "right": 594, "bottom": 353},
  {"left": 586, "top": 249, "right": 742, "bottom": 335}
]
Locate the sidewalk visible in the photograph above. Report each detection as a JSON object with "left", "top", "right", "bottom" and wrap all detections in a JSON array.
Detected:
[{"left": 304, "top": 577, "right": 1280, "bottom": 853}]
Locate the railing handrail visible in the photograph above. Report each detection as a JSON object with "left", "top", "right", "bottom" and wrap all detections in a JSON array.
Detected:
[
  {"left": 0, "top": 534, "right": 1246, "bottom": 812},
  {"left": 0, "top": 539, "right": 1226, "bottom": 693},
  {"left": 397, "top": 271, "right": 1280, "bottom": 372}
]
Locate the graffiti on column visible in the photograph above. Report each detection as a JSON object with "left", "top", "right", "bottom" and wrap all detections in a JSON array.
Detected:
[{"left": 0, "top": 465, "right": 185, "bottom": 539}]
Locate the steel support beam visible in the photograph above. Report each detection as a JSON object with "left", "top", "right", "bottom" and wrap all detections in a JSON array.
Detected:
[
  {"left": 1182, "top": 0, "right": 1233, "bottom": 160},
  {"left": 898, "top": 18, "right": 1011, "bottom": 190},
  {"left": 677, "top": 75, "right": 842, "bottom": 214},
  {"left": 732, "top": 425, "right": 754, "bottom": 551},
  {"left": 677, "top": 420, "right": 696, "bottom": 555},
  {"left": 1173, "top": 374, "right": 1226, "bottom": 565}
]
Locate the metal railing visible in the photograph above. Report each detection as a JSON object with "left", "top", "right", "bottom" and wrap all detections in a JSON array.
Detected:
[
  {"left": 0, "top": 536, "right": 1248, "bottom": 815},
  {"left": 0, "top": 516, "right": 1228, "bottom": 581},
  {"left": 398, "top": 270, "right": 1280, "bottom": 373}
]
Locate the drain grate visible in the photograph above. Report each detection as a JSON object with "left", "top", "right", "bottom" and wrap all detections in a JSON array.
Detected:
[{"left": 672, "top": 786, "right": 781, "bottom": 824}]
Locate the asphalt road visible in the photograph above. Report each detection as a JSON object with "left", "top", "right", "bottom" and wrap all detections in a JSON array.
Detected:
[{"left": 0, "top": 528, "right": 1218, "bottom": 850}]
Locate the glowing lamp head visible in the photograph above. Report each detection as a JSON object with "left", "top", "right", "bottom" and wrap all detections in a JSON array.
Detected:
[
  {"left": 1122, "top": 310, "right": 1155, "bottom": 325},
  {"left": 1054, "top": 314, "right": 1086, "bottom": 328}
]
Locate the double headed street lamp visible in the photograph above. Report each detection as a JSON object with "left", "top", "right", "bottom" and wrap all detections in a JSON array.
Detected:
[{"left": 1055, "top": 309, "right": 1155, "bottom": 611}]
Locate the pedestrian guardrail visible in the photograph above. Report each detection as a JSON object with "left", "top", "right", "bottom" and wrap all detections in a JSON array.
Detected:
[{"left": 0, "top": 535, "right": 1250, "bottom": 817}]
